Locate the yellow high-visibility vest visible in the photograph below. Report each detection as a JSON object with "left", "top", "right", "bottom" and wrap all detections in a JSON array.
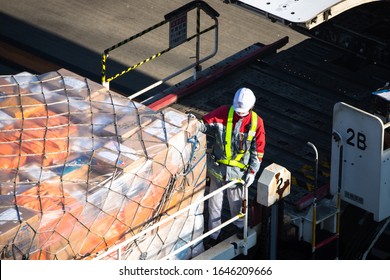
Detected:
[{"left": 217, "top": 106, "right": 257, "bottom": 170}]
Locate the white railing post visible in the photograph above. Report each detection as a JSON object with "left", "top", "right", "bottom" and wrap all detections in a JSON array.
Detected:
[
  {"left": 162, "top": 215, "right": 241, "bottom": 260},
  {"left": 242, "top": 182, "right": 249, "bottom": 255}
]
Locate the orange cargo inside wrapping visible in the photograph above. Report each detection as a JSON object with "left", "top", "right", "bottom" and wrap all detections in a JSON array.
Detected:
[
  {"left": 0, "top": 71, "right": 207, "bottom": 260},
  {"left": 0, "top": 137, "right": 28, "bottom": 169},
  {"left": 0, "top": 111, "right": 78, "bottom": 166},
  {"left": 15, "top": 182, "right": 85, "bottom": 259},
  {"left": 0, "top": 95, "right": 45, "bottom": 119}
]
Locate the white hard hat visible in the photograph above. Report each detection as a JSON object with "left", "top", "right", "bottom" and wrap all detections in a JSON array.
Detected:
[{"left": 233, "top": 88, "right": 256, "bottom": 113}]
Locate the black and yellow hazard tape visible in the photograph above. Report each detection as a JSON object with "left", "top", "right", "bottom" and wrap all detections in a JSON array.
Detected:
[{"left": 101, "top": 3, "right": 218, "bottom": 86}]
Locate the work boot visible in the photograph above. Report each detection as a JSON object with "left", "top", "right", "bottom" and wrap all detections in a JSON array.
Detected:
[
  {"left": 204, "top": 237, "right": 219, "bottom": 250},
  {"left": 236, "top": 227, "right": 244, "bottom": 240},
  {"left": 235, "top": 226, "right": 244, "bottom": 240}
]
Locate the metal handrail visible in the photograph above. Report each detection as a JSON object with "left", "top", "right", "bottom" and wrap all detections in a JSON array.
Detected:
[
  {"left": 162, "top": 214, "right": 242, "bottom": 260},
  {"left": 101, "top": 0, "right": 219, "bottom": 91},
  {"left": 162, "top": 179, "right": 249, "bottom": 260},
  {"left": 307, "top": 142, "right": 318, "bottom": 259},
  {"left": 94, "top": 179, "right": 244, "bottom": 260}
]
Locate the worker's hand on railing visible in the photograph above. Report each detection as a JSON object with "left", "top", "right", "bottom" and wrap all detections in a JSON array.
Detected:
[{"left": 245, "top": 173, "right": 255, "bottom": 187}]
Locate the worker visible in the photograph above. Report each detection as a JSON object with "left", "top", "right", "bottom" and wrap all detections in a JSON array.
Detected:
[{"left": 197, "top": 87, "right": 266, "bottom": 247}]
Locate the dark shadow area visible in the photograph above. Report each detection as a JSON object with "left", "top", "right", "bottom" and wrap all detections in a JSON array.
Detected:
[{"left": 291, "top": 2, "right": 390, "bottom": 66}]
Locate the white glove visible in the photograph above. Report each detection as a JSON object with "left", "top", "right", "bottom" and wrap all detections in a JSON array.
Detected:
[
  {"left": 188, "top": 113, "right": 197, "bottom": 120},
  {"left": 196, "top": 120, "right": 206, "bottom": 134},
  {"left": 186, "top": 114, "right": 202, "bottom": 137},
  {"left": 245, "top": 173, "right": 255, "bottom": 186}
]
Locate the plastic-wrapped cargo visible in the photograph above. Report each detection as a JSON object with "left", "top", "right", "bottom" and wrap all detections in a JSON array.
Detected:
[{"left": 0, "top": 69, "right": 206, "bottom": 260}]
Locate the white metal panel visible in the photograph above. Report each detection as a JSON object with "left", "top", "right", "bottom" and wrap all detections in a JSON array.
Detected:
[
  {"left": 238, "top": 0, "right": 382, "bottom": 28},
  {"left": 239, "top": 0, "right": 342, "bottom": 22},
  {"left": 379, "top": 148, "right": 390, "bottom": 220},
  {"left": 330, "top": 102, "right": 389, "bottom": 222},
  {"left": 192, "top": 228, "right": 257, "bottom": 260}
]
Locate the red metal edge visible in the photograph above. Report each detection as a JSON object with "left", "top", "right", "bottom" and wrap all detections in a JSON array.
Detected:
[
  {"left": 315, "top": 233, "right": 339, "bottom": 250},
  {"left": 296, "top": 183, "right": 330, "bottom": 211},
  {"left": 148, "top": 36, "right": 289, "bottom": 111}
]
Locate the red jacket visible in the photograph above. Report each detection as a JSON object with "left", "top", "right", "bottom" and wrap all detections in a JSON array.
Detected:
[{"left": 202, "top": 105, "right": 266, "bottom": 180}]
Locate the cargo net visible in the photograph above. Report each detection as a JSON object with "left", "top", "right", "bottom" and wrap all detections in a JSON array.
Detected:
[{"left": 0, "top": 70, "right": 207, "bottom": 260}]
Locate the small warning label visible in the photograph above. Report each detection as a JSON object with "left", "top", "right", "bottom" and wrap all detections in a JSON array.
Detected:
[{"left": 169, "top": 13, "right": 187, "bottom": 48}]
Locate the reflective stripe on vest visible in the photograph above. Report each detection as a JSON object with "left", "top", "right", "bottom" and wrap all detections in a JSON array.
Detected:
[
  {"left": 207, "top": 167, "right": 224, "bottom": 181},
  {"left": 217, "top": 106, "right": 257, "bottom": 170}
]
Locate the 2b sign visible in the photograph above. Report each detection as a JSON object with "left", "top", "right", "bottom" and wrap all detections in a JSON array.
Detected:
[
  {"left": 330, "top": 102, "right": 385, "bottom": 221},
  {"left": 346, "top": 128, "right": 367, "bottom": 150}
]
